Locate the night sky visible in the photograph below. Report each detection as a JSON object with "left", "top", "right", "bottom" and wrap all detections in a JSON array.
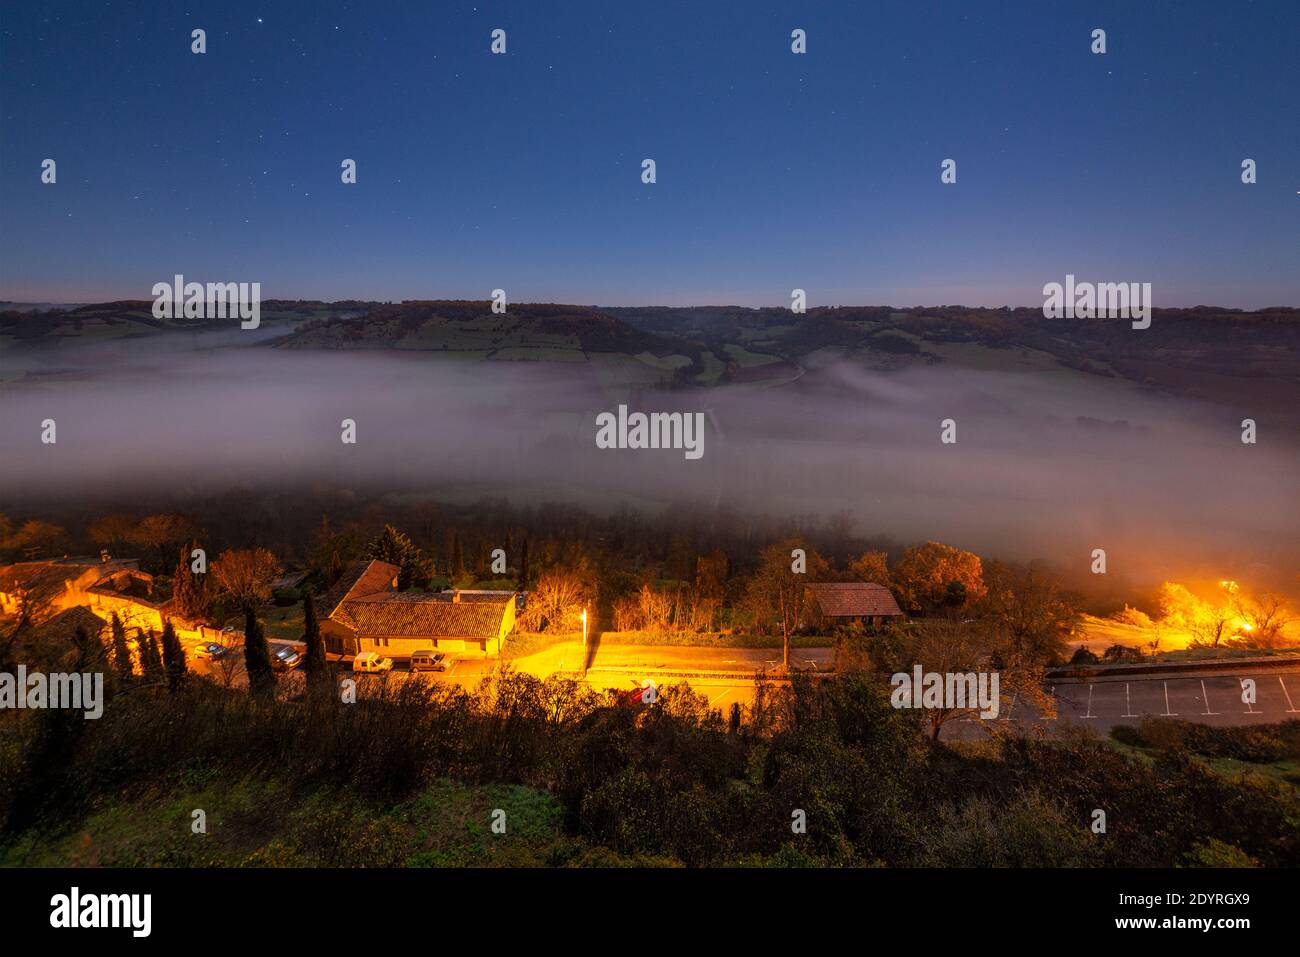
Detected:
[{"left": 2, "top": 0, "right": 1296, "bottom": 306}]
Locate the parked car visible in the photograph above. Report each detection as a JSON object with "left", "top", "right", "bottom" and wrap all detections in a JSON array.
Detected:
[
  {"left": 409, "top": 650, "right": 449, "bottom": 672},
  {"left": 192, "top": 641, "right": 229, "bottom": 660},
  {"left": 353, "top": 651, "right": 394, "bottom": 673},
  {"left": 270, "top": 642, "right": 303, "bottom": 671}
]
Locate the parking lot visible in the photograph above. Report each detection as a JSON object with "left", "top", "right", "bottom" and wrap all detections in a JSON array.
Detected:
[{"left": 946, "top": 668, "right": 1300, "bottom": 737}]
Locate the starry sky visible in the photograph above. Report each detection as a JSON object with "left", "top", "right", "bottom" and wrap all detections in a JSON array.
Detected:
[{"left": 1, "top": 0, "right": 1297, "bottom": 307}]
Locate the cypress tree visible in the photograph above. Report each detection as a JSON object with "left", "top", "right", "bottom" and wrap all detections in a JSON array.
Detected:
[
  {"left": 139, "top": 631, "right": 165, "bottom": 682},
  {"left": 451, "top": 531, "right": 467, "bottom": 581},
  {"left": 72, "top": 623, "right": 110, "bottom": 678},
  {"left": 366, "top": 524, "right": 425, "bottom": 590},
  {"left": 110, "top": 612, "right": 134, "bottom": 680},
  {"left": 301, "top": 591, "right": 330, "bottom": 698},
  {"left": 172, "top": 544, "right": 207, "bottom": 620},
  {"left": 243, "top": 606, "right": 276, "bottom": 702},
  {"left": 160, "top": 620, "right": 187, "bottom": 692}
]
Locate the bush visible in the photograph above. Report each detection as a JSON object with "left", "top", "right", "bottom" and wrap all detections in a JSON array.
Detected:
[{"left": 271, "top": 587, "right": 300, "bottom": 606}]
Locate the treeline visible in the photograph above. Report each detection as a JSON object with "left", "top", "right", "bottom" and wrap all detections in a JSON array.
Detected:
[{"left": 0, "top": 491, "right": 1125, "bottom": 633}]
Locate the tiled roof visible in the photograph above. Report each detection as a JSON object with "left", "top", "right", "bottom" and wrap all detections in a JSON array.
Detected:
[
  {"left": 336, "top": 595, "right": 510, "bottom": 639},
  {"left": 35, "top": 605, "right": 108, "bottom": 642},
  {"left": 317, "top": 560, "right": 400, "bottom": 617},
  {"left": 0, "top": 562, "right": 79, "bottom": 599},
  {"left": 0, "top": 560, "right": 142, "bottom": 601},
  {"left": 806, "top": 582, "right": 904, "bottom": 618}
]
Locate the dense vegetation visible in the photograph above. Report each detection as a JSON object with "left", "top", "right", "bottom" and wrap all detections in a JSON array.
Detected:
[{"left": 2, "top": 668, "right": 1296, "bottom": 867}]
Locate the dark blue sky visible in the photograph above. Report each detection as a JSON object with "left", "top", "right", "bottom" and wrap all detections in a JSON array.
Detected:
[{"left": 2, "top": 0, "right": 1297, "bottom": 306}]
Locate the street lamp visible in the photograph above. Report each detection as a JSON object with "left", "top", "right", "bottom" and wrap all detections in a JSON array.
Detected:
[{"left": 580, "top": 608, "right": 589, "bottom": 675}]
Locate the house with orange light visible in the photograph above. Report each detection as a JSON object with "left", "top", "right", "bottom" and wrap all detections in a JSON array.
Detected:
[
  {"left": 1, "top": 554, "right": 144, "bottom": 619},
  {"left": 318, "top": 560, "right": 517, "bottom": 659},
  {"left": 0, "top": 554, "right": 215, "bottom": 643},
  {"left": 804, "top": 582, "right": 905, "bottom": 628}
]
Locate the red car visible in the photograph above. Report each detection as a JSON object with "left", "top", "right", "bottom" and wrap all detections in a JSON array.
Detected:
[{"left": 620, "top": 680, "right": 658, "bottom": 706}]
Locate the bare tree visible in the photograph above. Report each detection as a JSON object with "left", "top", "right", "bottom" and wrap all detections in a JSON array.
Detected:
[
  {"left": 211, "top": 548, "right": 281, "bottom": 613},
  {"left": 740, "top": 539, "right": 818, "bottom": 671}
]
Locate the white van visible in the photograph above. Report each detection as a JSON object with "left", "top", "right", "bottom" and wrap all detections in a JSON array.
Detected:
[{"left": 352, "top": 651, "right": 394, "bottom": 673}]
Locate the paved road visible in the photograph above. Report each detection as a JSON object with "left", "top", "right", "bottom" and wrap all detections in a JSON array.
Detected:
[{"left": 182, "top": 636, "right": 1300, "bottom": 734}]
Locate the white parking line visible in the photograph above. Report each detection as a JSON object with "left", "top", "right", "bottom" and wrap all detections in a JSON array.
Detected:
[
  {"left": 1161, "top": 681, "right": 1177, "bottom": 717},
  {"left": 1123, "top": 683, "right": 1136, "bottom": 718},
  {"left": 712, "top": 689, "right": 733, "bottom": 708},
  {"left": 1199, "top": 679, "right": 1219, "bottom": 716},
  {"left": 1280, "top": 676, "right": 1299, "bottom": 714},
  {"left": 1082, "top": 684, "right": 1096, "bottom": 718},
  {"left": 1000, "top": 693, "right": 1017, "bottom": 721},
  {"left": 1241, "top": 678, "right": 1261, "bottom": 714}
]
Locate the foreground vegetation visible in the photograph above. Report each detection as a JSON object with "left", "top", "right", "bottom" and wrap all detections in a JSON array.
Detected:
[{"left": 2, "top": 670, "right": 1296, "bottom": 868}]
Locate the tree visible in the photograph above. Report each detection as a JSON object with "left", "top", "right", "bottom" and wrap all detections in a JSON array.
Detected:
[
  {"left": 637, "top": 583, "right": 674, "bottom": 632},
  {"left": 519, "top": 569, "right": 588, "bottom": 632},
  {"left": 87, "top": 513, "right": 138, "bottom": 554},
  {"left": 740, "top": 539, "right": 819, "bottom": 671},
  {"left": 877, "top": 619, "right": 1051, "bottom": 741},
  {"left": 1233, "top": 591, "right": 1292, "bottom": 648},
  {"left": 307, "top": 516, "right": 360, "bottom": 588},
  {"left": 977, "top": 561, "right": 1078, "bottom": 665},
  {"left": 70, "top": 622, "right": 110, "bottom": 676},
  {"left": 138, "top": 631, "right": 165, "bottom": 682},
  {"left": 847, "top": 550, "right": 891, "bottom": 587},
  {"left": 2, "top": 519, "right": 68, "bottom": 559},
  {"left": 211, "top": 548, "right": 280, "bottom": 612},
  {"left": 160, "top": 620, "right": 187, "bottom": 692},
  {"left": 210, "top": 633, "right": 246, "bottom": 690},
  {"left": 518, "top": 537, "right": 530, "bottom": 590},
  {"left": 366, "top": 524, "right": 426, "bottom": 590},
  {"left": 109, "top": 612, "right": 134, "bottom": 680},
  {"left": 449, "top": 531, "right": 468, "bottom": 584},
  {"left": 132, "top": 513, "right": 199, "bottom": 571},
  {"left": 611, "top": 594, "right": 645, "bottom": 631},
  {"left": 893, "top": 541, "right": 987, "bottom": 615},
  {"left": 302, "top": 591, "right": 331, "bottom": 699},
  {"left": 171, "top": 544, "right": 209, "bottom": 620},
  {"left": 243, "top": 607, "right": 276, "bottom": 703},
  {"left": 0, "top": 584, "right": 53, "bottom": 673}
]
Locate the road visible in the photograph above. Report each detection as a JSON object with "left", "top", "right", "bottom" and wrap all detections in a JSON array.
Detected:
[{"left": 183, "top": 636, "right": 1300, "bottom": 734}]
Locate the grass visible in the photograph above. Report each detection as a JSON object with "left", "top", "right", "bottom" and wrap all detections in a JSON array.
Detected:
[
  {"left": 722, "top": 343, "right": 782, "bottom": 367},
  {"left": 1108, "top": 718, "right": 1300, "bottom": 789},
  {"left": 261, "top": 602, "right": 307, "bottom": 643},
  {"left": 0, "top": 774, "right": 577, "bottom": 868}
]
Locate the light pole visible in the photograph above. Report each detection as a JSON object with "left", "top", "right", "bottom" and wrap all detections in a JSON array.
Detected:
[{"left": 580, "top": 608, "right": 589, "bottom": 675}]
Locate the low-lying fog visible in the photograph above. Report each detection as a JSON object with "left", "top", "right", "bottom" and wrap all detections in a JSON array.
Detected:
[{"left": 1, "top": 331, "right": 1296, "bottom": 586}]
